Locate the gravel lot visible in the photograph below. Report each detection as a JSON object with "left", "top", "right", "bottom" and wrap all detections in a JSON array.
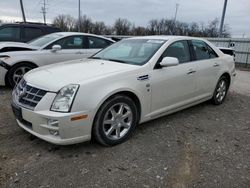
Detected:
[{"left": 0, "top": 70, "right": 250, "bottom": 188}]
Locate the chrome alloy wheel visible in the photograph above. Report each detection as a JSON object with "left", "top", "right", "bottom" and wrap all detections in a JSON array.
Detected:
[
  {"left": 216, "top": 79, "right": 227, "bottom": 102},
  {"left": 13, "top": 66, "right": 32, "bottom": 85},
  {"left": 103, "top": 103, "right": 133, "bottom": 140}
]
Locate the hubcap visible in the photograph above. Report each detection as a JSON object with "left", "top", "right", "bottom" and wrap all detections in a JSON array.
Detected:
[
  {"left": 103, "top": 103, "right": 133, "bottom": 140},
  {"left": 216, "top": 80, "right": 227, "bottom": 102},
  {"left": 13, "top": 66, "right": 32, "bottom": 85}
]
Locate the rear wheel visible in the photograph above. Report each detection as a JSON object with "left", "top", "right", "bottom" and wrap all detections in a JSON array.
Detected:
[
  {"left": 7, "top": 63, "right": 36, "bottom": 88},
  {"left": 211, "top": 76, "right": 229, "bottom": 105},
  {"left": 93, "top": 95, "right": 138, "bottom": 146}
]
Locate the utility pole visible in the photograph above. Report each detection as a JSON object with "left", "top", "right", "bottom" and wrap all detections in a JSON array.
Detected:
[
  {"left": 172, "top": 3, "right": 179, "bottom": 35},
  {"left": 78, "top": 0, "right": 81, "bottom": 32},
  {"left": 40, "top": 0, "right": 48, "bottom": 24},
  {"left": 19, "top": 0, "right": 26, "bottom": 22},
  {"left": 173, "top": 3, "right": 179, "bottom": 24},
  {"left": 219, "top": 0, "right": 228, "bottom": 37}
]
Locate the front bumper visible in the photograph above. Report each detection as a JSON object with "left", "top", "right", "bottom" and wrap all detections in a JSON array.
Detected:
[{"left": 11, "top": 100, "right": 93, "bottom": 145}]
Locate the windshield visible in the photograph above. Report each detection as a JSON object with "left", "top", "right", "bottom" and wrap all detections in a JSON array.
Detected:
[
  {"left": 28, "top": 33, "right": 63, "bottom": 47},
  {"left": 91, "top": 39, "right": 166, "bottom": 65}
]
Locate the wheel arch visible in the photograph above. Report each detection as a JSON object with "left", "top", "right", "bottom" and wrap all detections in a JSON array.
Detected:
[
  {"left": 90, "top": 89, "right": 142, "bottom": 142},
  {"left": 92, "top": 89, "right": 142, "bottom": 126},
  {"left": 220, "top": 72, "right": 231, "bottom": 87},
  {"left": 5, "top": 61, "right": 38, "bottom": 86}
]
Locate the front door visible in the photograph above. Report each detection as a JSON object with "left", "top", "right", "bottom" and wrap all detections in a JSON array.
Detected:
[
  {"left": 150, "top": 40, "right": 198, "bottom": 116},
  {"left": 40, "top": 35, "right": 89, "bottom": 66}
]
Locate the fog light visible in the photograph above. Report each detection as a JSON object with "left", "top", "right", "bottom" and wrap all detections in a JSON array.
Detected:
[
  {"left": 49, "top": 130, "right": 59, "bottom": 136},
  {"left": 48, "top": 119, "right": 59, "bottom": 127}
]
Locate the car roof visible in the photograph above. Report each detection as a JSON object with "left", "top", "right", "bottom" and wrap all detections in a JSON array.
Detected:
[
  {"left": 0, "top": 22, "right": 58, "bottom": 28},
  {"left": 126, "top": 35, "right": 208, "bottom": 41},
  {"left": 51, "top": 32, "right": 115, "bottom": 41}
]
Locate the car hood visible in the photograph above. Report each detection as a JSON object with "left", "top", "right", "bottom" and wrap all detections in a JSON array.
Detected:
[
  {"left": 24, "top": 59, "right": 139, "bottom": 92},
  {"left": 0, "top": 42, "right": 38, "bottom": 52}
]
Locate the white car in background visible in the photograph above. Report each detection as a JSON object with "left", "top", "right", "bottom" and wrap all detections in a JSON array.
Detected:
[
  {"left": 0, "top": 32, "right": 114, "bottom": 87},
  {"left": 11, "top": 36, "right": 235, "bottom": 146}
]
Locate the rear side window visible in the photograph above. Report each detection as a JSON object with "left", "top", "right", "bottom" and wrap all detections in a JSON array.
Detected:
[
  {"left": 23, "top": 27, "right": 43, "bottom": 41},
  {"left": 88, "top": 36, "right": 111, "bottom": 49},
  {"left": 206, "top": 44, "right": 218, "bottom": 58},
  {"left": 0, "top": 27, "right": 20, "bottom": 41},
  {"left": 161, "top": 40, "right": 191, "bottom": 63},
  {"left": 191, "top": 40, "right": 218, "bottom": 60}
]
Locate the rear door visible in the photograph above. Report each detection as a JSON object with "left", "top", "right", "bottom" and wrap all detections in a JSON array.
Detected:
[
  {"left": 85, "top": 36, "right": 113, "bottom": 56},
  {"left": 190, "top": 40, "right": 220, "bottom": 97},
  {"left": 22, "top": 27, "right": 43, "bottom": 42}
]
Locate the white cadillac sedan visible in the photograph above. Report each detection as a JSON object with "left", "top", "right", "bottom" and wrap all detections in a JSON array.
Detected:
[
  {"left": 11, "top": 36, "right": 236, "bottom": 146},
  {"left": 0, "top": 32, "right": 114, "bottom": 87}
]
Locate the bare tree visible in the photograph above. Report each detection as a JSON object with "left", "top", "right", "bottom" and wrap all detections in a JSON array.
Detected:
[
  {"left": 76, "top": 15, "right": 93, "bottom": 33},
  {"left": 92, "top": 21, "right": 107, "bottom": 35},
  {"left": 52, "top": 14, "right": 231, "bottom": 37},
  {"left": 113, "top": 18, "right": 132, "bottom": 35},
  {"left": 205, "top": 18, "right": 220, "bottom": 37},
  {"left": 53, "top": 14, "right": 76, "bottom": 31}
]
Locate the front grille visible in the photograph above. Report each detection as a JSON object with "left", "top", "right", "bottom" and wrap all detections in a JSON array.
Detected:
[{"left": 13, "top": 79, "right": 47, "bottom": 110}]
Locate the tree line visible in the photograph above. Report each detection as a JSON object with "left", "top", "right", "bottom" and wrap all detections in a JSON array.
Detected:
[
  {"left": 52, "top": 14, "right": 230, "bottom": 37},
  {"left": 0, "top": 15, "right": 230, "bottom": 37}
]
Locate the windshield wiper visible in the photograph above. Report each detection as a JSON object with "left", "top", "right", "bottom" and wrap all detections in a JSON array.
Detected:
[
  {"left": 89, "top": 56, "right": 102, "bottom": 59},
  {"left": 105, "top": 58, "right": 127, "bottom": 64}
]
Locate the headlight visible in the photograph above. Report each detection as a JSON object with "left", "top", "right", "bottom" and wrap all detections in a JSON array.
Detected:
[{"left": 51, "top": 84, "right": 79, "bottom": 112}]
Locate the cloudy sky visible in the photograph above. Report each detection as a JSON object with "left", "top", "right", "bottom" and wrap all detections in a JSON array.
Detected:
[{"left": 0, "top": 0, "right": 249, "bottom": 37}]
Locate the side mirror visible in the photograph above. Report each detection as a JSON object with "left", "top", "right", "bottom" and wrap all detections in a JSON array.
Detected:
[
  {"left": 51, "top": 45, "right": 61, "bottom": 52},
  {"left": 160, "top": 57, "right": 179, "bottom": 67}
]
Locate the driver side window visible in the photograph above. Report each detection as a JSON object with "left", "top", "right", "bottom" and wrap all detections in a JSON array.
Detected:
[
  {"left": 160, "top": 40, "right": 191, "bottom": 63},
  {"left": 46, "top": 36, "right": 86, "bottom": 49}
]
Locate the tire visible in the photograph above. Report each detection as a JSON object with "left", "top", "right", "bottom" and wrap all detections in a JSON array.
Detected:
[
  {"left": 7, "top": 63, "right": 37, "bottom": 88},
  {"left": 93, "top": 95, "right": 138, "bottom": 146},
  {"left": 211, "top": 76, "right": 229, "bottom": 105}
]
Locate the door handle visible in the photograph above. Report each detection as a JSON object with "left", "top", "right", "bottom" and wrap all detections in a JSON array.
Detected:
[
  {"left": 75, "top": 51, "right": 83, "bottom": 54},
  {"left": 213, "top": 63, "right": 220, "bottom": 67},
  {"left": 187, "top": 69, "right": 196, "bottom": 75}
]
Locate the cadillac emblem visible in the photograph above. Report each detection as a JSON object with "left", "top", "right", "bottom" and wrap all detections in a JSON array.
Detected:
[{"left": 17, "top": 86, "right": 27, "bottom": 100}]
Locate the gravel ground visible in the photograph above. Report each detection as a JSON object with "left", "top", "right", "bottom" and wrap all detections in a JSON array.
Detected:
[{"left": 0, "top": 70, "right": 250, "bottom": 188}]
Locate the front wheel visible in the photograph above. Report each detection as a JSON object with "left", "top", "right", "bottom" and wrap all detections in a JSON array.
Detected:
[
  {"left": 93, "top": 95, "right": 138, "bottom": 146},
  {"left": 211, "top": 76, "right": 229, "bottom": 105},
  {"left": 7, "top": 63, "right": 36, "bottom": 88}
]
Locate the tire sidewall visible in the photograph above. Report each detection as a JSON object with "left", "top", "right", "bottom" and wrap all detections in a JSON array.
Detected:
[
  {"left": 7, "top": 63, "right": 36, "bottom": 88},
  {"left": 212, "top": 76, "right": 229, "bottom": 105},
  {"left": 93, "top": 95, "right": 138, "bottom": 146}
]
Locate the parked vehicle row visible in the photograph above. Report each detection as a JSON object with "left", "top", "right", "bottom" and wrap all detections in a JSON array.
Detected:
[
  {"left": 0, "top": 22, "right": 60, "bottom": 43},
  {"left": 11, "top": 36, "right": 236, "bottom": 146},
  {"left": 0, "top": 32, "right": 114, "bottom": 87}
]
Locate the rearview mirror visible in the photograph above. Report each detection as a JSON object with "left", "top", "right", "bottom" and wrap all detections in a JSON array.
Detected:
[
  {"left": 160, "top": 57, "right": 179, "bottom": 67},
  {"left": 51, "top": 45, "right": 61, "bottom": 52}
]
